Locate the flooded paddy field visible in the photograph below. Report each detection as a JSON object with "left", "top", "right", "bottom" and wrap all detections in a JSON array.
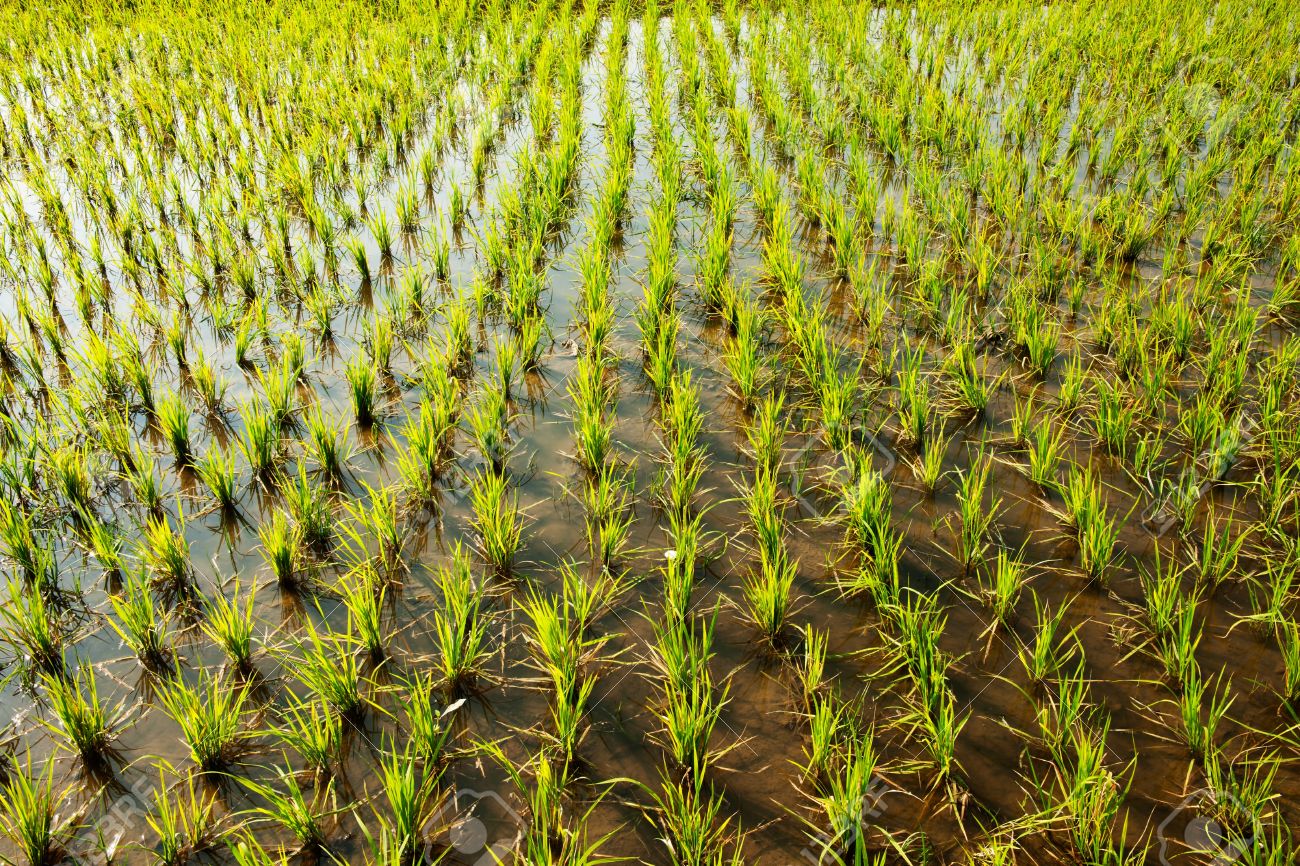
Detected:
[{"left": 0, "top": 0, "right": 1298, "bottom": 864}]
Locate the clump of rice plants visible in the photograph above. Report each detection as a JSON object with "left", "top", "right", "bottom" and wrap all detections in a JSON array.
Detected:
[
  {"left": 0, "top": 757, "right": 78, "bottom": 866},
  {"left": 155, "top": 391, "right": 194, "bottom": 467},
  {"left": 289, "top": 613, "right": 367, "bottom": 720},
  {"left": 107, "top": 567, "right": 174, "bottom": 672},
  {"left": 0, "top": 579, "right": 65, "bottom": 678},
  {"left": 39, "top": 663, "right": 123, "bottom": 769},
  {"left": 468, "top": 470, "right": 524, "bottom": 577},
  {"left": 146, "top": 767, "right": 220, "bottom": 866},
  {"left": 202, "top": 579, "right": 259, "bottom": 673},
  {"left": 273, "top": 693, "right": 343, "bottom": 781},
  {"left": 345, "top": 354, "right": 381, "bottom": 428},
  {"left": 430, "top": 545, "right": 494, "bottom": 697},
  {"left": 157, "top": 669, "right": 251, "bottom": 772}
]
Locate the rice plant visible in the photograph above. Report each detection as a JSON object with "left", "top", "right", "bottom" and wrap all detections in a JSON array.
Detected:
[
  {"left": 365, "top": 741, "right": 440, "bottom": 866},
  {"left": 201, "top": 579, "right": 258, "bottom": 672},
  {"left": 273, "top": 693, "right": 343, "bottom": 780},
  {"left": 155, "top": 390, "right": 193, "bottom": 466},
  {"left": 952, "top": 450, "right": 1001, "bottom": 573},
  {"left": 196, "top": 447, "right": 239, "bottom": 513},
  {"left": 145, "top": 767, "right": 219, "bottom": 866},
  {"left": 39, "top": 663, "right": 122, "bottom": 768},
  {"left": 258, "top": 511, "right": 300, "bottom": 589},
  {"left": 0, "top": 579, "right": 65, "bottom": 677},
  {"left": 157, "top": 669, "right": 250, "bottom": 772},
  {"left": 238, "top": 399, "right": 282, "bottom": 482},
  {"left": 304, "top": 406, "right": 350, "bottom": 481},
  {"left": 468, "top": 470, "right": 524, "bottom": 577},
  {"left": 0, "top": 757, "right": 76, "bottom": 866},
  {"left": 339, "top": 568, "right": 389, "bottom": 661},
  {"left": 429, "top": 550, "right": 492, "bottom": 700},
  {"left": 400, "top": 669, "right": 460, "bottom": 766},
  {"left": 980, "top": 549, "right": 1026, "bottom": 635},
  {"left": 239, "top": 768, "right": 335, "bottom": 854},
  {"left": 107, "top": 567, "right": 173, "bottom": 671},
  {"left": 289, "top": 613, "right": 366, "bottom": 720},
  {"left": 345, "top": 354, "right": 381, "bottom": 428}
]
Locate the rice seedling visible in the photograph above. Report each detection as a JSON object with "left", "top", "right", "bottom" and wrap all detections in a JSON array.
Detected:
[
  {"left": 365, "top": 741, "right": 440, "bottom": 866},
  {"left": 367, "top": 210, "right": 395, "bottom": 264},
  {"left": 980, "top": 549, "right": 1027, "bottom": 632},
  {"left": 568, "top": 352, "right": 616, "bottom": 472},
  {"left": 486, "top": 741, "right": 619, "bottom": 865},
  {"left": 944, "top": 341, "right": 997, "bottom": 416},
  {"left": 1019, "top": 595, "right": 1079, "bottom": 687},
  {"left": 796, "top": 625, "right": 831, "bottom": 716},
  {"left": 155, "top": 390, "right": 193, "bottom": 466},
  {"left": 47, "top": 445, "right": 92, "bottom": 512},
  {"left": 400, "top": 670, "right": 459, "bottom": 766},
  {"left": 283, "top": 464, "right": 335, "bottom": 552},
  {"left": 233, "top": 313, "right": 257, "bottom": 367},
  {"left": 1092, "top": 381, "right": 1138, "bottom": 456},
  {"left": 157, "top": 669, "right": 250, "bottom": 772},
  {"left": 141, "top": 510, "right": 194, "bottom": 594},
  {"left": 258, "top": 361, "right": 299, "bottom": 428},
  {"left": 339, "top": 567, "right": 389, "bottom": 661},
  {"left": 202, "top": 579, "right": 258, "bottom": 672},
  {"left": 1058, "top": 465, "right": 1124, "bottom": 582},
  {"left": 837, "top": 458, "right": 903, "bottom": 605},
  {"left": 107, "top": 567, "right": 173, "bottom": 671},
  {"left": 895, "top": 353, "right": 931, "bottom": 450},
  {"left": 82, "top": 515, "right": 124, "bottom": 583},
  {"left": 304, "top": 405, "right": 350, "bottom": 481},
  {"left": 1190, "top": 512, "right": 1250, "bottom": 590},
  {"left": 258, "top": 511, "right": 299, "bottom": 589},
  {"left": 741, "top": 539, "right": 797, "bottom": 649},
  {"left": 238, "top": 399, "right": 282, "bottom": 482},
  {"left": 468, "top": 469, "right": 524, "bottom": 577},
  {"left": 1176, "top": 668, "right": 1233, "bottom": 761},
  {"left": 145, "top": 767, "right": 219, "bottom": 866},
  {"left": 951, "top": 449, "right": 1001, "bottom": 573},
  {"left": 273, "top": 693, "right": 343, "bottom": 780},
  {"left": 38, "top": 662, "right": 122, "bottom": 768},
  {"left": 583, "top": 462, "right": 636, "bottom": 572},
  {"left": 465, "top": 389, "right": 513, "bottom": 473},
  {"left": 340, "top": 482, "right": 404, "bottom": 574},
  {"left": 196, "top": 446, "right": 239, "bottom": 513},
  {"left": 651, "top": 664, "right": 731, "bottom": 781},
  {"left": 345, "top": 354, "right": 381, "bottom": 428},
  {"left": 1059, "top": 718, "right": 1133, "bottom": 863},
  {"left": 368, "top": 315, "right": 395, "bottom": 373},
  {"left": 908, "top": 429, "right": 950, "bottom": 494},
  {"left": 240, "top": 768, "right": 335, "bottom": 854},
  {"left": 801, "top": 693, "right": 843, "bottom": 783},
  {"left": 0, "top": 502, "right": 48, "bottom": 588},
  {"left": 0, "top": 757, "right": 76, "bottom": 866},
  {"left": 431, "top": 545, "right": 493, "bottom": 694},
  {"left": 643, "top": 772, "right": 741, "bottom": 866},
  {"left": 290, "top": 613, "right": 366, "bottom": 720},
  {"left": 0, "top": 578, "right": 65, "bottom": 677},
  {"left": 519, "top": 583, "right": 601, "bottom": 704},
  {"left": 642, "top": 313, "right": 680, "bottom": 402},
  {"left": 806, "top": 726, "right": 885, "bottom": 863},
  {"left": 1025, "top": 421, "right": 1067, "bottom": 493}
]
